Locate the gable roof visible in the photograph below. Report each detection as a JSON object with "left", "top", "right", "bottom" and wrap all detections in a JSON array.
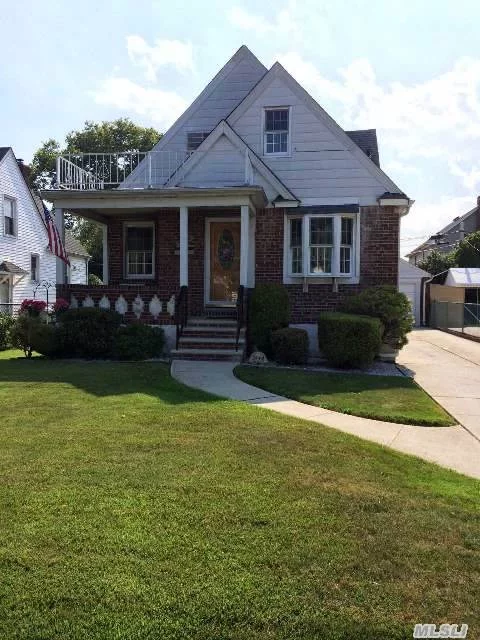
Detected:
[
  {"left": 228, "top": 61, "right": 406, "bottom": 197},
  {"left": 345, "top": 130, "right": 379, "bottom": 167},
  {"left": 399, "top": 258, "right": 430, "bottom": 278},
  {"left": 148, "top": 45, "right": 266, "bottom": 155},
  {"left": 65, "top": 231, "right": 90, "bottom": 258},
  {"left": 165, "top": 120, "right": 298, "bottom": 202}
]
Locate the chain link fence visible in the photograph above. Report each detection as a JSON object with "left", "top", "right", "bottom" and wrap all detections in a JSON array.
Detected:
[{"left": 430, "top": 301, "right": 480, "bottom": 338}]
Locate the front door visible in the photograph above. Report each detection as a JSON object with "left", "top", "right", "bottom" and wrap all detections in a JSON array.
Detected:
[{"left": 207, "top": 220, "right": 241, "bottom": 304}]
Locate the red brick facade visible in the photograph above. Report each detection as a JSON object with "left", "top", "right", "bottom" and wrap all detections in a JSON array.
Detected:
[{"left": 59, "top": 204, "right": 400, "bottom": 324}]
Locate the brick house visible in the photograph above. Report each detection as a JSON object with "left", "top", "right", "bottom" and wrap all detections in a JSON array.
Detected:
[{"left": 43, "top": 46, "right": 411, "bottom": 359}]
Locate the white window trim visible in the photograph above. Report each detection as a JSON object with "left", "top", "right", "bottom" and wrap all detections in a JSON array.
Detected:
[
  {"left": 2, "top": 195, "right": 17, "bottom": 237},
  {"left": 124, "top": 221, "right": 155, "bottom": 279},
  {"left": 31, "top": 253, "right": 40, "bottom": 282},
  {"left": 283, "top": 212, "right": 361, "bottom": 285},
  {"left": 262, "top": 106, "right": 292, "bottom": 157}
]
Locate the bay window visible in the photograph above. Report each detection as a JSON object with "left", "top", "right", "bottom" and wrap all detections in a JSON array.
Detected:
[
  {"left": 125, "top": 223, "right": 154, "bottom": 278},
  {"left": 288, "top": 214, "right": 356, "bottom": 277}
]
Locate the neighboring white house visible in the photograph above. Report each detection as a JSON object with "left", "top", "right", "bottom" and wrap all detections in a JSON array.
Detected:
[
  {"left": 65, "top": 231, "right": 90, "bottom": 285},
  {"left": 399, "top": 258, "right": 430, "bottom": 326},
  {"left": 0, "top": 147, "right": 57, "bottom": 311}
]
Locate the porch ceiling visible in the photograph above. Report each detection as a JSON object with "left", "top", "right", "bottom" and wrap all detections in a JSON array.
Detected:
[{"left": 40, "top": 186, "right": 267, "bottom": 218}]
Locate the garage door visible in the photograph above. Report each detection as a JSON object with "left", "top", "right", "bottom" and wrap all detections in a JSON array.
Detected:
[{"left": 399, "top": 282, "right": 418, "bottom": 325}]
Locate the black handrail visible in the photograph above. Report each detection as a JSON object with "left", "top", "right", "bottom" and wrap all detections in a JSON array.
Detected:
[
  {"left": 235, "top": 285, "right": 245, "bottom": 352},
  {"left": 175, "top": 285, "right": 188, "bottom": 349}
]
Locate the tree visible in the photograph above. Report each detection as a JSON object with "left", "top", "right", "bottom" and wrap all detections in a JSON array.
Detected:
[
  {"left": 455, "top": 231, "right": 480, "bottom": 268},
  {"left": 31, "top": 119, "right": 162, "bottom": 278},
  {"left": 417, "top": 249, "right": 456, "bottom": 275}
]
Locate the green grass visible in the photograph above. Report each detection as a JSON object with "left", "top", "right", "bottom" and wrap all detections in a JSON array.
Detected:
[
  {"left": 0, "top": 351, "right": 478, "bottom": 639},
  {"left": 235, "top": 366, "right": 454, "bottom": 426}
]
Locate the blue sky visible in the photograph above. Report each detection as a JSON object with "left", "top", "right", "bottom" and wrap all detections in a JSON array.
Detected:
[{"left": 2, "top": 0, "right": 480, "bottom": 255}]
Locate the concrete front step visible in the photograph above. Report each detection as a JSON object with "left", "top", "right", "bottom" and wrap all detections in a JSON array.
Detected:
[
  {"left": 171, "top": 348, "right": 243, "bottom": 362},
  {"left": 182, "top": 326, "right": 242, "bottom": 337},
  {"left": 188, "top": 317, "right": 237, "bottom": 328}
]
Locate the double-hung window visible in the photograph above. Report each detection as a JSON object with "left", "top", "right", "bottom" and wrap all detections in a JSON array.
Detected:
[
  {"left": 125, "top": 223, "right": 154, "bottom": 278},
  {"left": 288, "top": 214, "right": 356, "bottom": 277},
  {"left": 31, "top": 254, "right": 40, "bottom": 282},
  {"left": 264, "top": 108, "right": 289, "bottom": 155},
  {"left": 3, "top": 196, "right": 16, "bottom": 236}
]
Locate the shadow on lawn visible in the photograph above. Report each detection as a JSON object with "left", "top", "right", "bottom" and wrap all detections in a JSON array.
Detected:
[{"left": 0, "top": 356, "right": 221, "bottom": 405}]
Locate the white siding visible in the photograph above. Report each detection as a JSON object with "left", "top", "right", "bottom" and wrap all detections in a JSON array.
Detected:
[
  {"left": 122, "top": 54, "right": 266, "bottom": 188},
  {"left": 68, "top": 255, "right": 88, "bottom": 284},
  {"left": 0, "top": 151, "right": 57, "bottom": 306},
  {"left": 228, "top": 75, "right": 389, "bottom": 205}
]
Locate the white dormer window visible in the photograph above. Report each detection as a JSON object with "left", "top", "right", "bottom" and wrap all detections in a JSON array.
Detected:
[{"left": 264, "top": 108, "right": 290, "bottom": 155}]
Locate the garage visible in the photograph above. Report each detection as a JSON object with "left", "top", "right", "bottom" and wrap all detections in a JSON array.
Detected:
[{"left": 399, "top": 259, "right": 430, "bottom": 326}]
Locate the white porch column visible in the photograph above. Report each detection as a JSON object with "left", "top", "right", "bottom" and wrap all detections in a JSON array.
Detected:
[
  {"left": 179, "top": 206, "right": 189, "bottom": 287},
  {"left": 55, "top": 207, "right": 65, "bottom": 284},
  {"left": 102, "top": 223, "right": 109, "bottom": 285},
  {"left": 240, "top": 205, "right": 249, "bottom": 287}
]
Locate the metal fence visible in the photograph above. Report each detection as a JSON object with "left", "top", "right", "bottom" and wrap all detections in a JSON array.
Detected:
[{"left": 430, "top": 301, "right": 480, "bottom": 338}]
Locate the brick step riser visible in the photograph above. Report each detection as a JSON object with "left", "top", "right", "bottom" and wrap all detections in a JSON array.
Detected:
[
  {"left": 179, "top": 341, "right": 243, "bottom": 350},
  {"left": 182, "top": 330, "right": 240, "bottom": 338},
  {"left": 188, "top": 321, "right": 237, "bottom": 328},
  {"left": 171, "top": 354, "right": 242, "bottom": 362}
]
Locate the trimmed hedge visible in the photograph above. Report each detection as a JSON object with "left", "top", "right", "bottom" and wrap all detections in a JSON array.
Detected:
[
  {"left": 113, "top": 323, "right": 165, "bottom": 360},
  {"left": 249, "top": 284, "right": 289, "bottom": 357},
  {"left": 57, "top": 308, "right": 123, "bottom": 358},
  {"left": 318, "top": 312, "right": 383, "bottom": 368},
  {"left": 0, "top": 313, "right": 15, "bottom": 351},
  {"left": 341, "top": 286, "right": 414, "bottom": 350},
  {"left": 271, "top": 327, "right": 309, "bottom": 365}
]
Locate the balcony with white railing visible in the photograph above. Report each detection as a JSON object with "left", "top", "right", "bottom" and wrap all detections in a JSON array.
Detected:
[{"left": 55, "top": 151, "right": 196, "bottom": 190}]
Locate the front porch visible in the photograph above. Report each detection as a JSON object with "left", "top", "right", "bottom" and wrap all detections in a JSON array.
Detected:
[{"left": 45, "top": 187, "right": 262, "bottom": 358}]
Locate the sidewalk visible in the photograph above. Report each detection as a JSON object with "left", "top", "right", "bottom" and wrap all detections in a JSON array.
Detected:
[{"left": 171, "top": 360, "right": 480, "bottom": 480}]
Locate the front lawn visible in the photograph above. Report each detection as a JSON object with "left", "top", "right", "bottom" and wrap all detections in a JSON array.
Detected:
[
  {"left": 235, "top": 365, "right": 454, "bottom": 426},
  {"left": 0, "top": 351, "right": 477, "bottom": 639}
]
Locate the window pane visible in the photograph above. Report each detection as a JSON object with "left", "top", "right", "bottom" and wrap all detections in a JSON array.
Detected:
[
  {"left": 290, "top": 218, "right": 302, "bottom": 247},
  {"left": 291, "top": 247, "right": 303, "bottom": 274},
  {"left": 341, "top": 217, "right": 353, "bottom": 245},
  {"left": 4, "top": 199, "right": 13, "bottom": 218},
  {"left": 340, "top": 247, "right": 351, "bottom": 274},
  {"left": 31, "top": 255, "right": 39, "bottom": 280},
  {"left": 310, "top": 218, "right": 333, "bottom": 245},
  {"left": 5, "top": 216, "right": 14, "bottom": 235},
  {"left": 126, "top": 226, "right": 153, "bottom": 251},
  {"left": 265, "top": 109, "right": 289, "bottom": 131},
  {"left": 310, "top": 246, "right": 332, "bottom": 274}
]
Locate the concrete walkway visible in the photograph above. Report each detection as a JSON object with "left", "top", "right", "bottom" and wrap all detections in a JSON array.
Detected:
[
  {"left": 171, "top": 358, "right": 480, "bottom": 480},
  {"left": 398, "top": 329, "right": 480, "bottom": 442}
]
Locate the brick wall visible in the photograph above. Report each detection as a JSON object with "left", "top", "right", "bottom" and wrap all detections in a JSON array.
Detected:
[{"left": 255, "top": 206, "right": 400, "bottom": 323}]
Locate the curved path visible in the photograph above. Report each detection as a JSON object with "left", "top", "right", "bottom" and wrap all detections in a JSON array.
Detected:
[{"left": 171, "top": 359, "right": 480, "bottom": 480}]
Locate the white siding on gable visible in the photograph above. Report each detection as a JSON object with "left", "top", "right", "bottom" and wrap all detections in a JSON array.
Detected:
[
  {"left": 228, "top": 74, "right": 389, "bottom": 205},
  {"left": 68, "top": 255, "right": 88, "bottom": 284},
  {"left": 121, "top": 52, "right": 266, "bottom": 188},
  {"left": 0, "top": 151, "right": 57, "bottom": 306}
]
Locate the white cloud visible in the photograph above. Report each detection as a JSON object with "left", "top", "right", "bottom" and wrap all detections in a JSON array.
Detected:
[
  {"left": 228, "top": 4, "right": 299, "bottom": 37},
  {"left": 93, "top": 77, "right": 188, "bottom": 129},
  {"left": 126, "top": 36, "right": 194, "bottom": 82}
]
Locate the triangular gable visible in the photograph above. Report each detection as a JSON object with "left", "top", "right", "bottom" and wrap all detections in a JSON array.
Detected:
[
  {"left": 227, "top": 62, "right": 406, "bottom": 197},
  {"left": 165, "top": 120, "right": 297, "bottom": 202}
]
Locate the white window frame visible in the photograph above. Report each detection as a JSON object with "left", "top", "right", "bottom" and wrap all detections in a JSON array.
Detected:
[
  {"left": 2, "top": 195, "right": 17, "bottom": 237},
  {"left": 263, "top": 107, "right": 291, "bottom": 157},
  {"left": 124, "top": 222, "right": 155, "bottom": 279},
  {"left": 30, "top": 253, "right": 40, "bottom": 282},
  {"left": 284, "top": 213, "right": 360, "bottom": 283}
]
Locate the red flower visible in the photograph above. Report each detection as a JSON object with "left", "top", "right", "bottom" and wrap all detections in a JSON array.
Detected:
[
  {"left": 53, "top": 298, "right": 69, "bottom": 313},
  {"left": 20, "top": 299, "right": 47, "bottom": 314}
]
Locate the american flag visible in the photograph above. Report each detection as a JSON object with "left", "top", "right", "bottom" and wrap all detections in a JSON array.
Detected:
[{"left": 45, "top": 207, "right": 70, "bottom": 265}]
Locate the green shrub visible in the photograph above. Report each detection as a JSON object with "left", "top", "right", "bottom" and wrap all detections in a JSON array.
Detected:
[
  {"left": 318, "top": 312, "right": 383, "bottom": 368},
  {"left": 249, "top": 284, "right": 289, "bottom": 357},
  {"left": 271, "top": 327, "right": 309, "bottom": 365},
  {"left": 11, "top": 314, "right": 45, "bottom": 358},
  {"left": 341, "top": 285, "right": 414, "bottom": 350},
  {"left": 88, "top": 273, "right": 103, "bottom": 286},
  {"left": 113, "top": 323, "right": 165, "bottom": 360},
  {"left": 58, "top": 308, "right": 122, "bottom": 358},
  {"left": 0, "top": 313, "right": 15, "bottom": 350},
  {"left": 30, "top": 323, "right": 61, "bottom": 358}
]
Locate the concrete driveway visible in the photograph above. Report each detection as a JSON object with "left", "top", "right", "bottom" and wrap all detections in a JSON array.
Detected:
[{"left": 398, "top": 329, "right": 480, "bottom": 441}]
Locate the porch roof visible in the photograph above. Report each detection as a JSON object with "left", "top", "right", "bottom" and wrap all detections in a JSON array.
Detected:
[
  {"left": 41, "top": 185, "right": 268, "bottom": 218},
  {"left": 0, "top": 260, "right": 28, "bottom": 275}
]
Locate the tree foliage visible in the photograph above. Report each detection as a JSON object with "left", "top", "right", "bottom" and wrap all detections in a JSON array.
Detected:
[
  {"left": 31, "top": 119, "right": 162, "bottom": 278},
  {"left": 455, "top": 231, "right": 480, "bottom": 268},
  {"left": 417, "top": 249, "right": 456, "bottom": 276}
]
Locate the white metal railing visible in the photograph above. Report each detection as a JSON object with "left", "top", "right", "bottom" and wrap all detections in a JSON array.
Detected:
[
  {"left": 55, "top": 149, "right": 256, "bottom": 190},
  {"left": 56, "top": 151, "right": 195, "bottom": 190}
]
